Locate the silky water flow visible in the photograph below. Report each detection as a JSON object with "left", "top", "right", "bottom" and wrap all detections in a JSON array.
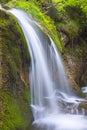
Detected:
[{"left": 9, "top": 8, "right": 87, "bottom": 130}]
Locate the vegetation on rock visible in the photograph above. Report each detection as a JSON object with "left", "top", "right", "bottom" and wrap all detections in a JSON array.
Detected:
[
  {"left": 0, "top": 10, "right": 32, "bottom": 130},
  {"left": 36, "top": 0, "right": 87, "bottom": 91},
  {"left": 8, "top": 0, "right": 62, "bottom": 51},
  {"left": 0, "top": 0, "right": 87, "bottom": 129}
]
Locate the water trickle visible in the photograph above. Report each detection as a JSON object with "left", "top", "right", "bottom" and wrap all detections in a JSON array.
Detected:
[
  {"left": 0, "top": 4, "right": 4, "bottom": 10},
  {"left": 9, "top": 8, "right": 87, "bottom": 130}
]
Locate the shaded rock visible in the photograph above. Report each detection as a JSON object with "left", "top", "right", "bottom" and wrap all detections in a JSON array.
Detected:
[
  {"left": 62, "top": 41, "right": 87, "bottom": 96},
  {"left": 59, "top": 31, "right": 70, "bottom": 47}
]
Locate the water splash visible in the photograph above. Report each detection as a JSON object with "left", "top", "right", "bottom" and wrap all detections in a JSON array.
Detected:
[
  {"left": 49, "top": 37, "right": 72, "bottom": 94},
  {"left": 9, "top": 8, "right": 87, "bottom": 130}
]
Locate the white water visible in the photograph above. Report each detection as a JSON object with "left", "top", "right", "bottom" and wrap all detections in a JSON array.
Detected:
[
  {"left": 9, "top": 9, "right": 87, "bottom": 130},
  {"left": 82, "top": 86, "right": 87, "bottom": 93}
]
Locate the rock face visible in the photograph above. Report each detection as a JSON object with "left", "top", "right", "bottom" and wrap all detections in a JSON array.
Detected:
[
  {"left": 61, "top": 32, "right": 87, "bottom": 95},
  {"left": 40, "top": 2, "right": 87, "bottom": 95},
  {"left": 0, "top": 10, "right": 33, "bottom": 130},
  {"left": 0, "top": 2, "right": 87, "bottom": 128},
  {"left": 50, "top": 4, "right": 87, "bottom": 95}
]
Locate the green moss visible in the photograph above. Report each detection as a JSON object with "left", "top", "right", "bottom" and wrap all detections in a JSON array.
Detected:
[
  {"left": 57, "top": 20, "right": 80, "bottom": 39},
  {"left": 2, "top": 94, "right": 25, "bottom": 130},
  {"left": 52, "top": 0, "right": 87, "bottom": 49},
  {"left": 0, "top": 89, "right": 31, "bottom": 130},
  {"left": 0, "top": 10, "right": 32, "bottom": 130},
  {"left": 0, "top": 9, "right": 30, "bottom": 82},
  {"left": 8, "top": 1, "right": 62, "bottom": 51}
]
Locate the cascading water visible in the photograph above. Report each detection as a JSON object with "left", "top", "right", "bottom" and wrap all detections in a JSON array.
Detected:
[{"left": 9, "top": 9, "right": 87, "bottom": 130}]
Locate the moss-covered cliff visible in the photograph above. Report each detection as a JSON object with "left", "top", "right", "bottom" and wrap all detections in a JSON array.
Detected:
[
  {"left": 7, "top": 0, "right": 62, "bottom": 51},
  {"left": 0, "top": 0, "right": 87, "bottom": 129},
  {"left": 54, "top": 1, "right": 87, "bottom": 92},
  {"left": 38, "top": 0, "right": 87, "bottom": 94},
  {"left": 7, "top": 0, "right": 87, "bottom": 94},
  {"left": 0, "top": 10, "right": 32, "bottom": 130}
]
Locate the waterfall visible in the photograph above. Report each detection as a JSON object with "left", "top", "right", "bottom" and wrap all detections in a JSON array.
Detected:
[{"left": 9, "top": 9, "right": 87, "bottom": 130}]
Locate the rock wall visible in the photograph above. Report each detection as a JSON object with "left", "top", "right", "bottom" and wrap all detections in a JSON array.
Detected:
[
  {"left": 62, "top": 41, "right": 87, "bottom": 95},
  {"left": 44, "top": 3, "right": 87, "bottom": 95},
  {"left": 0, "top": 10, "right": 33, "bottom": 130}
]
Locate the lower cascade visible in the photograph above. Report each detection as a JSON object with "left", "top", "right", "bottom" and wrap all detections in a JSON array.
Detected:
[{"left": 9, "top": 9, "right": 87, "bottom": 130}]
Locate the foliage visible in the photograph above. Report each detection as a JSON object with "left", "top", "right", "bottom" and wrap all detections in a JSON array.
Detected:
[
  {"left": 51, "top": 0, "right": 87, "bottom": 45},
  {"left": 53, "top": 0, "right": 87, "bottom": 22}
]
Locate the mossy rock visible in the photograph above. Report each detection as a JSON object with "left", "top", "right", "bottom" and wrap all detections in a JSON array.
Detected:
[
  {"left": 8, "top": 1, "right": 62, "bottom": 51},
  {"left": 0, "top": 10, "right": 32, "bottom": 130}
]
